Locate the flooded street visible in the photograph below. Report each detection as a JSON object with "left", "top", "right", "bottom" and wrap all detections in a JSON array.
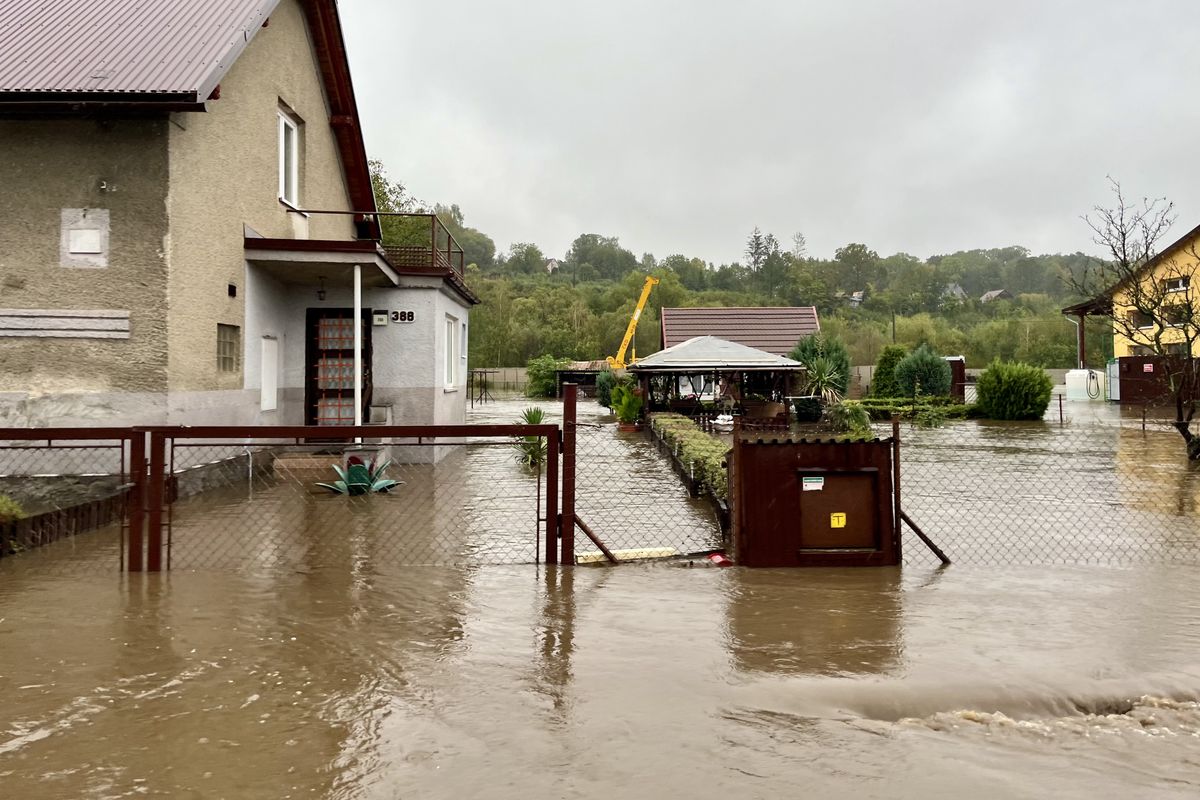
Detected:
[
  {"left": 2, "top": 564, "right": 1198, "bottom": 798},
  {"left": 1, "top": 395, "right": 1199, "bottom": 797}
]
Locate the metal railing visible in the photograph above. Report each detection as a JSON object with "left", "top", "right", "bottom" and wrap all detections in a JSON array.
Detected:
[{"left": 382, "top": 214, "right": 465, "bottom": 276}]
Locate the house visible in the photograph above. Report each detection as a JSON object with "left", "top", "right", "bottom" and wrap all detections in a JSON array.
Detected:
[
  {"left": 1062, "top": 221, "right": 1199, "bottom": 404},
  {"left": 545, "top": 258, "right": 563, "bottom": 274},
  {"left": 660, "top": 307, "right": 820, "bottom": 357},
  {"left": 0, "top": 0, "right": 477, "bottom": 433},
  {"left": 942, "top": 283, "right": 968, "bottom": 304},
  {"left": 979, "top": 289, "right": 1013, "bottom": 303}
]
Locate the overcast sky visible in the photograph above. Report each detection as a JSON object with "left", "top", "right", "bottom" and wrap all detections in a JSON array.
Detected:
[{"left": 341, "top": 1, "right": 1200, "bottom": 265}]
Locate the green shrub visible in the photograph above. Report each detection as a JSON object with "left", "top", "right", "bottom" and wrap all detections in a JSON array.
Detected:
[
  {"left": 0, "top": 494, "right": 24, "bottom": 524},
  {"left": 857, "top": 399, "right": 975, "bottom": 421},
  {"left": 790, "top": 333, "right": 851, "bottom": 398},
  {"left": 525, "top": 354, "right": 569, "bottom": 397},
  {"left": 611, "top": 378, "right": 644, "bottom": 424},
  {"left": 650, "top": 414, "right": 731, "bottom": 500},
  {"left": 823, "top": 400, "right": 873, "bottom": 439},
  {"left": 976, "top": 360, "right": 1053, "bottom": 420},
  {"left": 595, "top": 370, "right": 616, "bottom": 409},
  {"left": 792, "top": 396, "right": 822, "bottom": 423},
  {"left": 893, "top": 343, "right": 951, "bottom": 397},
  {"left": 870, "top": 344, "right": 908, "bottom": 398},
  {"left": 513, "top": 407, "right": 548, "bottom": 467}
]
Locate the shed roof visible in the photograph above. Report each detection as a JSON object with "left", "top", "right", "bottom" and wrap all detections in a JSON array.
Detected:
[
  {"left": 0, "top": 0, "right": 279, "bottom": 101},
  {"left": 660, "top": 306, "right": 819, "bottom": 356},
  {"left": 629, "top": 336, "right": 804, "bottom": 372}
]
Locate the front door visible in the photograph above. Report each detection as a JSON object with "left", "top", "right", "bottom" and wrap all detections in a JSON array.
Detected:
[{"left": 305, "top": 308, "right": 373, "bottom": 425}]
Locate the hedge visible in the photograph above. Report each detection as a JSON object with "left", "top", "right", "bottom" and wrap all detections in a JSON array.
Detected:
[{"left": 650, "top": 414, "right": 731, "bottom": 500}]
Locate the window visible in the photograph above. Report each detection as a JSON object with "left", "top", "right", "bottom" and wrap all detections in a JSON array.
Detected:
[
  {"left": 1164, "top": 343, "right": 1190, "bottom": 356},
  {"left": 460, "top": 321, "right": 468, "bottom": 361},
  {"left": 278, "top": 110, "right": 300, "bottom": 206},
  {"left": 444, "top": 316, "right": 458, "bottom": 387},
  {"left": 1163, "top": 276, "right": 1191, "bottom": 293},
  {"left": 1128, "top": 309, "right": 1154, "bottom": 329},
  {"left": 1163, "top": 304, "right": 1191, "bottom": 328},
  {"left": 217, "top": 324, "right": 241, "bottom": 373}
]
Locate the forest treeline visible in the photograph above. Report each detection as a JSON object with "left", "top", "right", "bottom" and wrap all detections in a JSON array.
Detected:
[{"left": 371, "top": 162, "right": 1111, "bottom": 369}]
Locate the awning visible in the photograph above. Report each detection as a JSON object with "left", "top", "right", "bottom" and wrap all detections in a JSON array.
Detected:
[{"left": 244, "top": 237, "right": 399, "bottom": 287}]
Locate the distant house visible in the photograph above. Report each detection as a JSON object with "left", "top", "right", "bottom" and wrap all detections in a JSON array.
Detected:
[
  {"left": 545, "top": 258, "right": 563, "bottom": 274},
  {"left": 0, "top": 0, "right": 477, "bottom": 432},
  {"left": 848, "top": 290, "right": 866, "bottom": 308},
  {"left": 980, "top": 289, "right": 1014, "bottom": 303},
  {"left": 942, "top": 283, "right": 968, "bottom": 303},
  {"left": 660, "top": 307, "right": 820, "bottom": 356}
]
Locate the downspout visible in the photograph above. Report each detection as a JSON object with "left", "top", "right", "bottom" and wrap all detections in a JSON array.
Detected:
[
  {"left": 354, "top": 264, "right": 363, "bottom": 437},
  {"left": 1067, "top": 314, "right": 1085, "bottom": 370}
]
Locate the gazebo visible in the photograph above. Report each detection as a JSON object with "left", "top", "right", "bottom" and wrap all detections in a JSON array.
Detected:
[{"left": 627, "top": 336, "right": 806, "bottom": 418}]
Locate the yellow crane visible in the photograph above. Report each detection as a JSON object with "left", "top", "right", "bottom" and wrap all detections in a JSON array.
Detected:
[{"left": 606, "top": 275, "right": 660, "bottom": 369}]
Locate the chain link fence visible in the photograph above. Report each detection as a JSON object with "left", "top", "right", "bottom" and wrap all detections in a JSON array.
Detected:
[
  {"left": 570, "top": 418, "right": 725, "bottom": 563},
  {"left": 162, "top": 431, "right": 553, "bottom": 571},
  {"left": 894, "top": 417, "right": 1200, "bottom": 567},
  {"left": 0, "top": 433, "right": 131, "bottom": 572}
]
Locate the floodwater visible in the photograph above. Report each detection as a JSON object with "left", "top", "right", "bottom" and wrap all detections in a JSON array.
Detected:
[
  {"left": 1, "top": 564, "right": 1198, "bottom": 798},
  {"left": 1, "top": 395, "right": 1199, "bottom": 797}
]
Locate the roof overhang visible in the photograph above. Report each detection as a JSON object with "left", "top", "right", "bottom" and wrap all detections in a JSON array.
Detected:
[
  {"left": 1061, "top": 296, "right": 1113, "bottom": 317},
  {"left": 244, "top": 237, "right": 398, "bottom": 287}
]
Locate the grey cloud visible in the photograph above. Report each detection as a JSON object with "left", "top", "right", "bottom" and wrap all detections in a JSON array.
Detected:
[{"left": 343, "top": 1, "right": 1200, "bottom": 263}]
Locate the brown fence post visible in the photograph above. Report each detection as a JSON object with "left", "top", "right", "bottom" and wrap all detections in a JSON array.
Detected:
[
  {"left": 561, "top": 383, "right": 577, "bottom": 566},
  {"left": 146, "top": 430, "right": 167, "bottom": 572},
  {"left": 545, "top": 423, "right": 559, "bottom": 566},
  {"left": 127, "top": 430, "right": 146, "bottom": 572},
  {"left": 891, "top": 416, "right": 902, "bottom": 554}
]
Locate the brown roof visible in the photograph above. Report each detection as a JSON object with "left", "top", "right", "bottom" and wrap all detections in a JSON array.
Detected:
[
  {"left": 660, "top": 307, "right": 820, "bottom": 356},
  {"left": 0, "top": 0, "right": 278, "bottom": 100}
]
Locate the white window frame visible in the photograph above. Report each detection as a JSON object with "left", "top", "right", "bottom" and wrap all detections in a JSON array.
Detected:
[
  {"left": 1163, "top": 276, "right": 1191, "bottom": 293},
  {"left": 460, "top": 321, "right": 468, "bottom": 362},
  {"left": 444, "top": 315, "right": 458, "bottom": 389},
  {"left": 278, "top": 111, "right": 300, "bottom": 207}
]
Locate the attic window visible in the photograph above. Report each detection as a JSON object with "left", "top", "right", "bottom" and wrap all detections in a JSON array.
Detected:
[{"left": 278, "top": 109, "right": 301, "bottom": 206}]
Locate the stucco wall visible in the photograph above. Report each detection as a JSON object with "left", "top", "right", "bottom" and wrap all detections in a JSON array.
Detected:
[
  {"left": 0, "top": 118, "right": 169, "bottom": 396},
  {"left": 166, "top": 0, "right": 357, "bottom": 394},
  {"left": 1112, "top": 247, "right": 1200, "bottom": 358}
]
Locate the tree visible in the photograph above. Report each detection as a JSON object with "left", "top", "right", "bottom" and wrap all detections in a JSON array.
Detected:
[
  {"left": 1072, "top": 178, "right": 1199, "bottom": 459},
  {"left": 791, "top": 231, "right": 808, "bottom": 260},
  {"left": 432, "top": 203, "right": 495, "bottom": 269},
  {"left": 834, "top": 243, "right": 881, "bottom": 292},
  {"left": 894, "top": 344, "right": 951, "bottom": 397},
  {"left": 745, "top": 227, "right": 768, "bottom": 273},
  {"left": 870, "top": 344, "right": 908, "bottom": 398}
]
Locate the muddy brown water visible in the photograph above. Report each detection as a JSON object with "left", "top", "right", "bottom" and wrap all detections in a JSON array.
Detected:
[{"left": 1, "top": 397, "right": 1199, "bottom": 797}]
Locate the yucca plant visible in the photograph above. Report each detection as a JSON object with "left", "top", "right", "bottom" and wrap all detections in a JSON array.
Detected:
[
  {"left": 317, "top": 456, "right": 402, "bottom": 495},
  {"left": 514, "top": 407, "right": 549, "bottom": 467},
  {"left": 803, "top": 357, "right": 844, "bottom": 404}
]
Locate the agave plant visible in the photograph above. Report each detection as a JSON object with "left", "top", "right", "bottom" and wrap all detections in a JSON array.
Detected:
[
  {"left": 317, "top": 456, "right": 402, "bottom": 495},
  {"left": 513, "top": 406, "right": 548, "bottom": 467}
]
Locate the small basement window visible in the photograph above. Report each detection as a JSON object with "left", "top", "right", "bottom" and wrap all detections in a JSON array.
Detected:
[{"left": 217, "top": 324, "right": 241, "bottom": 372}]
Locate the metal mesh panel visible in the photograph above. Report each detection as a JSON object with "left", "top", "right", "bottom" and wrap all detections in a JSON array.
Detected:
[
  {"left": 571, "top": 421, "right": 725, "bottom": 563},
  {"left": 894, "top": 418, "right": 1200, "bottom": 567},
  {"left": 163, "top": 436, "right": 547, "bottom": 571},
  {"left": 0, "top": 437, "right": 129, "bottom": 572}
]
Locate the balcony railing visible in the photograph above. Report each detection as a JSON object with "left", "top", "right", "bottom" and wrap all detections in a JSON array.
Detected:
[{"left": 379, "top": 213, "right": 464, "bottom": 276}]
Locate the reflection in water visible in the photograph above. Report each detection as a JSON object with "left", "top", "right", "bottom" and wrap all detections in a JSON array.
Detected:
[
  {"left": 726, "top": 568, "right": 904, "bottom": 676},
  {"left": 2, "top": 564, "right": 1200, "bottom": 798}
]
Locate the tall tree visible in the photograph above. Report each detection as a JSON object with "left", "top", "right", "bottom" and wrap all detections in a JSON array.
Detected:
[{"left": 745, "top": 227, "right": 768, "bottom": 273}]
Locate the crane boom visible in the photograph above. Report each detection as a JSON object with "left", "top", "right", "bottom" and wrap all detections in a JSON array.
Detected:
[{"left": 606, "top": 276, "right": 659, "bottom": 370}]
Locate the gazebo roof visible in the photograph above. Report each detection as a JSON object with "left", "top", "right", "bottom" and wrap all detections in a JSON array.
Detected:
[{"left": 629, "top": 336, "right": 804, "bottom": 372}]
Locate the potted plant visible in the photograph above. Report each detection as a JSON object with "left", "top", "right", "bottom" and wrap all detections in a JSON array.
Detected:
[{"left": 611, "top": 379, "right": 644, "bottom": 431}]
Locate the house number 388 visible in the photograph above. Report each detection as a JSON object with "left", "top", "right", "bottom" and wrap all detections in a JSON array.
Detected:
[{"left": 391, "top": 311, "right": 415, "bottom": 323}]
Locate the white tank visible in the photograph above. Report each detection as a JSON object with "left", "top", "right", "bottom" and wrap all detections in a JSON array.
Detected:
[{"left": 1065, "top": 368, "right": 1106, "bottom": 401}]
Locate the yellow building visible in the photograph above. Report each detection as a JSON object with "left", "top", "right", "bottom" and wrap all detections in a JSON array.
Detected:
[{"left": 1109, "top": 222, "right": 1200, "bottom": 359}]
